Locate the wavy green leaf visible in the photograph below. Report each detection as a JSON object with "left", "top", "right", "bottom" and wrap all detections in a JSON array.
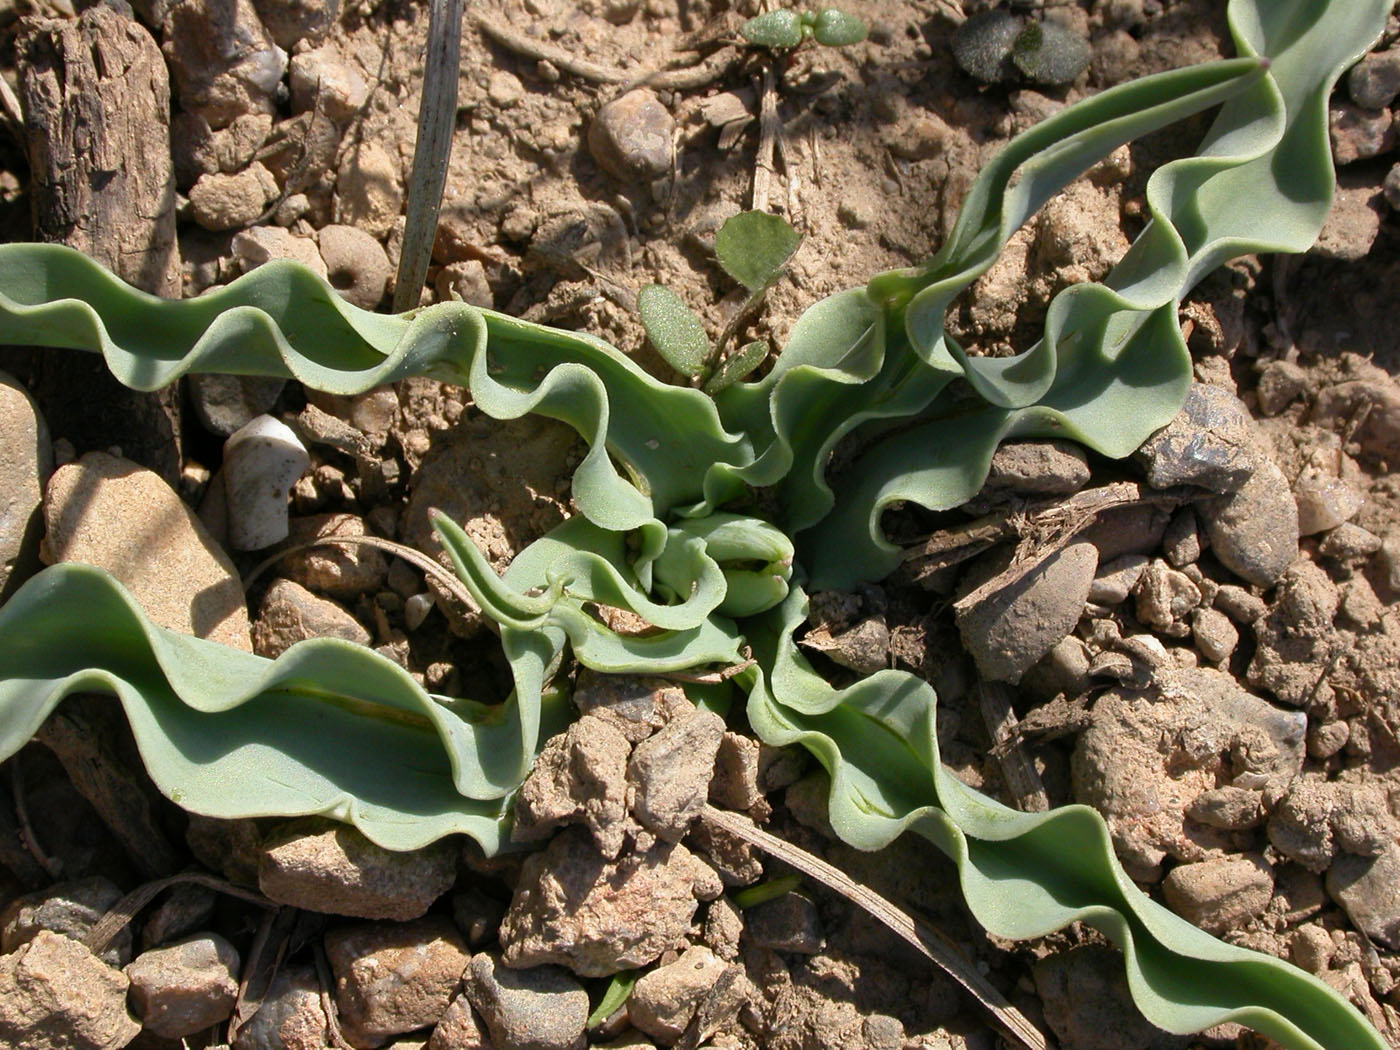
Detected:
[
  {"left": 746, "top": 586, "right": 1388, "bottom": 1050},
  {"left": 0, "top": 2, "right": 1390, "bottom": 1048}
]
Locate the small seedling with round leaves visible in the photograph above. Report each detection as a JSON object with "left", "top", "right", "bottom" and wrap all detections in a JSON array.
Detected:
[
  {"left": 639, "top": 210, "right": 803, "bottom": 393},
  {"left": 954, "top": 8, "right": 1091, "bottom": 87},
  {"left": 740, "top": 7, "right": 868, "bottom": 50}
]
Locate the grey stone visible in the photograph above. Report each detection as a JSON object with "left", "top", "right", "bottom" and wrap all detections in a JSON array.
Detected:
[
  {"left": 253, "top": 0, "right": 336, "bottom": 50},
  {"left": 1133, "top": 560, "right": 1201, "bottom": 632},
  {"left": 1162, "top": 855, "right": 1273, "bottom": 935},
  {"left": 627, "top": 945, "right": 735, "bottom": 1044},
  {"left": 288, "top": 43, "right": 368, "bottom": 120},
  {"left": 319, "top": 224, "right": 391, "bottom": 310},
  {"left": 1312, "top": 179, "right": 1384, "bottom": 261},
  {"left": 187, "top": 163, "right": 279, "bottom": 231},
  {"left": 954, "top": 541, "right": 1098, "bottom": 684},
  {"left": 1312, "top": 376, "right": 1400, "bottom": 464},
  {"left": 0, "top": 930, "right": 141, "bottom": 1050},
  {"left": 1329, "top": 100, "right": 1397, "bottom": 165},
  {"left": 325, "top": 918, "right": 471, "bottom": 1044},
  {"left": 124, "top": 933, "right": 240, "bottom": 1038},
  {"left": 141, "top": 883, "right": 218, "bottom": 951},
  {"left": 1290, "top": 924, "right": 1336, "bottom": 975},
  {"left": 1255, "top": 359, "right": 1309, "bottom": 416},
  {"left": 1328, "top": 844, "right": 1400, "bottom": 949},
  {"left": 1, "top": 877, "right": 132, "bottom": 968},
  {"left": 1185, "top": 786, "right": 1262, "bottom": 831},
  {"left": 1073, "top": 668, "right": 1305, "bottom": 879},
  {"left": 974, "top": 439, "right": 1090, "bottom": 506},
  {"left": 500, "top": 828, "right": 721, "bottom": 977},
  {"left": 797, "top": 616, "right": 890, "bottom": 675},
  {"left": 1198, "top": 459, "right": 1300, "bottom": 587},
  {"left": 745, "top": 892, "right": 823, "bottom": 954},
  {"left": 173, "top": 110, "right": 274, "bottom": 186},
  {"left": 1033, "top": 946, "right": 1189, "bottom": 1050},
  {"left": 708, "top": 731, "right": 766, "bottom": 814},
  {"left": 1134, "top": 384, "right": 1256, "bottom": 493},
  {"left": 259, "top": 817, "right": 458, "bottom": 921},
  {"left": 1386, "top": 162, "right": 1400, "bottom": 211},
  {"left": 229, "top": 965, "right": 326, "bottom": 1050},
  {"left": 44, "top": 451, "right": 252, "bottom": 649},
  {"left": 1160, "top": 506, "right": 1202, "bottom": 567},
  {"left": 1213, "top": 584, "right": 1267, "bottom": 625},
  {"left": 429, "top": 994, "right": 491, "bottom": 1050},
  {"left": 629, "top": 708, "right": 726, "bottom": 840},
  {"left": 1320, "top": 524, "right": 1382, "bottom": 567},
  {"left": 701, "top": 897, "right": 744, "bottom": 961},
  {"left": 464, "top": 952, "right": 588, "bottom": 1050},
  {"left": 1308, "top": 720, "right": 1351, "bottom": 761},
  {"left": 162, "top": 0, "right": 286, "bottom": 129},
  {"left": 686, "top": 818, "right": 763, "bottom": 889},
  {"left": 1079, "top": 502, "right": 1171, "bottom": 562},
  {"left": 588, "top": 89, "right": 674, "bottom": 183},
  {"left": 1190, "top": 607, "right": 1238, "bottom": 665},
  {"left": 513, "top": 717, "right": 632, "bottom": 858},
  {"left": 185, "top": 813, "right": 263, "bottom": 887},
  {"left": 1269, "top": 779, "right": 1395, "bottom": 873},
  {"left": 1087, "top": 554, "right": 1147, "bottom": 606},
  {"left": 1273, "top": 559, "right": 1339, "bottom": 631},
  {"left": 189, "top": 373, "right": 287, "bottom": 437},
  {"left": 0, "top": 372, "right": 51, "bottom": 599},
  {"left": 253, "top": 578, "right": 371, "bottom": 659},
  {"left": 281, "top": 513, "right": 388, "bottom": 598},
  {"left": 1349, "top": 48, "right": 1400, "bottom": 109}
]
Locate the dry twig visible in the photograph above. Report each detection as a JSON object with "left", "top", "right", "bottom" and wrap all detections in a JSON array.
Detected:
[
  {"left": 906, "top": 481, "right": 1197, "bottom": 585},
  {"left": 84, "top": 870, "right": 276, "bottom": 955},
  {"left": 978, "top": 681, "right": 1049, "bottom": 812},
  {"left": 700, "top": 805, "right": 1053, "bottom": 1050}
]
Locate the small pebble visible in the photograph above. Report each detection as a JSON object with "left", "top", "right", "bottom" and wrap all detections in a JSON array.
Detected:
[
  {"left": 1163, "top": 855, "right": 1273, "bottom": 935},
  {"left": 1191, "top": 607, "right": 1238, "bottom": 665},
  {"left": 1293, "top": 469, "right": 1365, "bottom": 536},
  {"left": 588, "top": 89, "right": 674, "bottom": 183},
  {"left": 465, "top": 952, "right": 589, "bottom": 1050},
  {"left": 1318, "top": 522, "right": 1382, "bottom": 562},
  {"left": 1087, "top": 554, "right": 1148, "bottom": 606},
  {"left": 405, "top": 592, "right": 435, "bottom": 631},
  {"left": 1255, "top": 359, "right": 1309, "bottom": 416},
  {"left": 223, "top": 415, "right": 310, "bottom": 551},
  {"left": 1347, "top": 47, "right": 1400, "bottom": 110},
  {"left": 124, "top": 934, "right": 240, "bottom": 1039}
]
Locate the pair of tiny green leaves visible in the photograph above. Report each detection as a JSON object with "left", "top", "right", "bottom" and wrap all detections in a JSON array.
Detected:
[
  {"left": 740, "top": 7, "right": 869, "bottom": 50},
  {"left": 953, "top": 9, "right": 1092, "bottom": 87},
  {"left": 638, "top": 209, "right": 802, "bottom": 394}
]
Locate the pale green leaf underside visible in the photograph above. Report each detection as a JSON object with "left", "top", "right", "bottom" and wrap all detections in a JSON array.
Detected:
[
  {"left": 0, "top": 1, "right": 1389, "bottom": 1048},
  {"left": 638, "top": 283, "right": 710, "bottom": 377}
]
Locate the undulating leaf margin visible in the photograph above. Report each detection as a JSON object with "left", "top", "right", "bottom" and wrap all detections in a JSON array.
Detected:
[{"left": 0, "top": 1, "right": 1389, "bottom": 1047}]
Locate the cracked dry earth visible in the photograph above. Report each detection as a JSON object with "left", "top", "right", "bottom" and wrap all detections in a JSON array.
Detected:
[{"left": 1, "top": 0, "right": 1400, "bottom": 1049}]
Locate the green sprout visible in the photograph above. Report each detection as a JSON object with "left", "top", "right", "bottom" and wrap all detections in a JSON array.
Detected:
[
  {"left": 0, "top": 2, "right": 1390, "bottom": 1048},
  {"left": 639, "top": 209, "right": 801, "bottom": 392},
  {"left": 954, "top": 8, "right": 1092, "bottom": 87},
  {"left": 740, "top": 7, "right": 869, "bottom": 51}
]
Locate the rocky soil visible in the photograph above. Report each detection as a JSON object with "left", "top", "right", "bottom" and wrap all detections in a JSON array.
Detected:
[{"left": 1, "top": 0, "right": 1400, "bottom": 1049}]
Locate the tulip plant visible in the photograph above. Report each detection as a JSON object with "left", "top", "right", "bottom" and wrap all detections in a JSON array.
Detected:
[{"left": 0, "top": 2, "right": 1390, "bottom": 1047}]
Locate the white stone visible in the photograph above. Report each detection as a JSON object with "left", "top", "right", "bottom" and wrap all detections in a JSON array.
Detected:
[{"left": 223, "top": 415, "right": 310, "bottom": 551}]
